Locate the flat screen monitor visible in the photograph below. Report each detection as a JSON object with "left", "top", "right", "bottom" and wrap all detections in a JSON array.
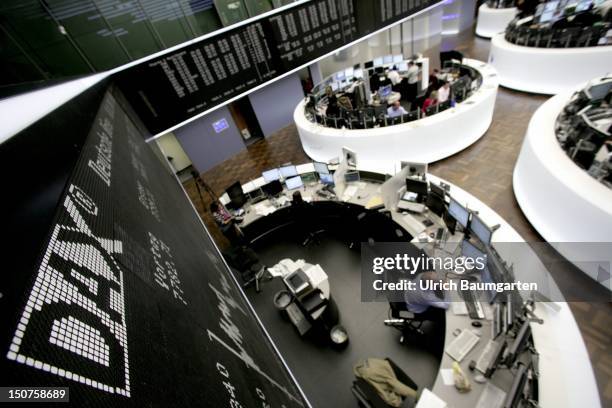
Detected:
[
  {"left": 398, "top": 62, "right": 408, "bottom": 72},
  {"left": 279, "top": 165, "right": 298, "bottom": 178},
  {"left": 401, "top": 161, "right": 428, "bottom": 177},
  {"left": 470, "top": 213, "right": 494, "bottom": 246},
  {"left": 425, "top": 193, "right": 445, "bottom": 217},
  {"left": 383, "top": 55, "right": 393, "bottom": 64},
  {"left": 393, "top": 54, "right": 403, "bottom": 63},
  {"left": 443, "top": 210, "right": 457, "bottom": 235},
  {"left": 342, "top": 146, "right": 358, "bottom": 167},
  {"left": 314, "top": 161, "right": 330, "bottom": 174},
  {"left": 539, "top": 10, "right": 555, "bottom": 22},
  {"left": 575, "top": 0, "right": 592, "bottom": 11},
  {"left": 354, "top": 69, "right": 364, "bottom": 79},
  {"left": 319, "top": 173, "right": 334, "bottom": 185},
  {"left": 354, "top": 63, "right": 361, "bottom": 69},
  {"left": 586, "top": 81, "right": 611, "bottom": 101},
  {"left": 379, "top": 85, "right": 392, "bottom": 98},
  {"left": 373, "top": 57, "right": 384, "bottom": 67},
  {"left": 226, "top": 181, "right": 247, "bottom": 209},
  {"left": 462, "top": 239, "right": 486, "bottom": 261},
  {"left": 364, "top": 60, "right": 374, "bottom": 69},
  {"left": 430, "top": 182, "right": 445, "bottom": 198},
  {"left": 262, "top": 179, "right": 283, "bottom": 196},
  {"left": 448, "top": 197, "right": 470, "bottom": 228},
  {"left": 344, "top": 67, "right": 354, "bottom": 78},
  {"left": 335, "top": 70, "right": 345, "bottom": 81},
  {"left": 344, "top": 170, "right": 360, "bottom": 183},
  {"left": 405, "top": 177, "right": 428, "bottom": 195},
  {"left": 285, "top": 175, "right": 303, "bottom": 190},
  {"left": 262, "top": 168, "right": 281, "bottom": 182}
]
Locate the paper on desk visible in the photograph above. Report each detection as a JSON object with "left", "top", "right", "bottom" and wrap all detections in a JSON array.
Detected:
[
  {"left": 253, "top": 202, "right": 276, "bottom": 216},
  {"left": 415, "top": 388, "right": 447, "bottom": 408},
  {"left": 277, "top": 196, "right": 290, "bottom": 206},
  {"left": 365, "top": 195, "right": 384, "bottom": 209},
  {"left": 440, "top": 369, "right": 454, "bottom": 386},
  {"left": 342, "top": 185, "right": 358, "bottom": 200},
  {"left": 452, "top": 302, "right": 468, "bottom": 315}
]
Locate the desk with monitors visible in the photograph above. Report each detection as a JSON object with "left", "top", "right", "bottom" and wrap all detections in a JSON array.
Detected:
[
  {"left": 218, "top": 158, "right": 599, "bottom": 408},
  {"left": 295, "top": 58, "right": 499, "bottom": 165},
  {"left": 513, "top": 76, "right": 612, "bottom": 287}
]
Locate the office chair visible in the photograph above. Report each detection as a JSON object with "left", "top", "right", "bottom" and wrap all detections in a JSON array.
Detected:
[
  {"left": 222, "top": 246, "right": 267, "bottom": 293},
  {"left": 351, "top": 358, "right": 419, "bottom": 408},
  {"left": 384, "top": 302, "right": 429, "bottom": 343}
]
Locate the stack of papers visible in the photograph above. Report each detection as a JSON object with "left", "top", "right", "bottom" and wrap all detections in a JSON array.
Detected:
[
  {"left": 342, "top": 185, "right": 358, "bottom": 201},
  {"left": 416, "top": 389, "right": 447, "bottom": 408},
  {"left": 252, "top": 202, "right": 276, "bottom": 216}
]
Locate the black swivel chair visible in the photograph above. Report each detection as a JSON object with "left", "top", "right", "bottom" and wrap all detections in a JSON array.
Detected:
[
  {"left": 384, "top": 302, "right": 430, "bottom": 344},
  {"left": 351, "top": 358, "right": 419, "bottom": 408},
  {"left": 222, "top": 246, "right": 267, "bottom": 292}
]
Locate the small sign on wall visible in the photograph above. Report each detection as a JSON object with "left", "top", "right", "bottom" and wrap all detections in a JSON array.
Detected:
[{"left": 212, "top": 118, "right": 229, "bottom": 133}]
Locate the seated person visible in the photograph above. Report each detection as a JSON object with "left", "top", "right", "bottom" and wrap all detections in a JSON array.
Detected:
[
  {"left": 338, "top": 95, "right": 353, "bottom": 111},
  {"left": 387, "top": 100, "right": 408, "bottom": 118},
  {"left": 437, "top": 82, "right": 451, "bottom": 104},
  {"left": 422, "top": 90, "right": 438, "bottom": 114},
  {"left": 404, "top": 271, "right": 449, "bottom": 322},
  {"left": 210, "top": 202, "right": 242, "bottom": 245},
  {"left": 325, "top": 86, "right": 340, "bottom": 117},
  {"left": 429, "top": 68, "right": 441, "bottom": 90}
]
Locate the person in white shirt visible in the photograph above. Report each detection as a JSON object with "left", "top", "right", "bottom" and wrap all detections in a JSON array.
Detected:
[
  {"left": 405, "top": 61, "right": 420, "bottom": 107},
  {"left": 387, "top": 100, "right": 408, "bottom": 118},
  {"left": 437, "top": 82, "right": 450, "bottom": 103},
  {"left": 387, "top": 66, "right": 402, "bottom": 86}
]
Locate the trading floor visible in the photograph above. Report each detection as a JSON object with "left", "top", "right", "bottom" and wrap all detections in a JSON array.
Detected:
[{"left": 184, "top": 29, "right": 612, "bottom": 405}]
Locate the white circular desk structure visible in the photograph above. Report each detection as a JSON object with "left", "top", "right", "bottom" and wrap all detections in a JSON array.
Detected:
[
  {"left": 227, "top": 162, "right": 600, "bottom": 407},
  {"left": 513, "top": 91, "right": 612, "bottom": 288},
  {"left": 295, "top": 59, "right": 499, "bottom": 165},
  {"left": 489, "top": 33, "right": 612, "bottom": 95},
  {"left": 475, "top": 4, "right": 518, "bottom": 38}
]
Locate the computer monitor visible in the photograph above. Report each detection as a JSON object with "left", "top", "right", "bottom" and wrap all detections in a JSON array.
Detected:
[
  {"left": 225, "top": 181, "right": 247, "bottom": 209},
  {"left": 503, "top": 363, "right": 529, "bottom": 408},
  {"left": 448, "top": 197, "right": 470, "bottom": 228},
  {"left": 379, "top": 85, "right": 392, "bottom": 98},
  {"left": 344, "top": 67, "right": 354, "bottom": 78},
  {"left": 354, "top": 68, "right": 364, "bottom": 79},
  {"left": 443, "top": 210, "right": 457, "bottom": 235},
  {"left": 354, "top": 63, "right": 361, "bottom": 69},
  {"left": 283, "top": 269, "right": 311, "bottom": 295},
  {"left": 469, "top": 213, "right": 494, "bottom": 246},
  {"left": 383, "top": 55, "right": 393, "bottom": 64},
  {"left": 461, "top": 238, "right": 485, "bottom": 260},
  {"left": 401, "top": 161, "right": 428, "bottom": 177},
  {"left": 397, "top": 62, "right": 408, "bottom": 72},
  {"left": 430, "top": 182, "right": 445, "bottom": 198},
  {"left": 364, "top": 60, "right": 374, "bottom": 69},
  {"left": 262, "top": 168, "right": 281, "bottom": 183},
  {"left": 393, "top": 54, "right": 403, "bottom": 63},
  {"left": 373, "top": 57, "right": 384, "bottom": 67},
  {"left": 585, "top": 81, "right": 611, "bottom": 102},
  {"left": 319, "top": 173, "right": 335, "bottom": 185},
  {"left": 425, "top": 193, "right": 445, "bottom": 217},
  {"left": 342, "top": 146, "right": 358, "bottom": 167},
  {"left": 285, "top": 175, "right": 303, "bottom": 190},
  {"left": 335, "top": 70, "right": 345, "bottom": 81},
  {"left": 344, "top": 170, "right": 360, "bottom": 183},
  {"left": 314, "top": 161, "right": 330, "bottom": 174},
  {"left": 279, "top": 165, "right": 298, "bottom": 179},
  {"left": 405, "top": 177, "right": 428, "bottom": 195},
  {"left": 261, "top": 179, "right": 283, "bottom": 196}
]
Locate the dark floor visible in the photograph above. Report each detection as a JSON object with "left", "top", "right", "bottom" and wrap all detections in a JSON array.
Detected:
[
  {"left": 184, "top": 29, "right": 612, "bottom": 405},
  {"left": 247, "top": 234, "right": 442, "bottom": 408}
]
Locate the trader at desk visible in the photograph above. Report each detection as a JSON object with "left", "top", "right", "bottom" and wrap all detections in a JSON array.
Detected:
[
  {"left": 387, "top": 100, "right": 408, "bottom": 118},
  {"left": 404, "top": 271, "right": 449, "bottom": 323}
]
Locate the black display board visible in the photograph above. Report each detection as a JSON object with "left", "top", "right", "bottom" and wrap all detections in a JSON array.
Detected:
[
  {"left": 1, "top": 87, "right": 307, "bottom": 407},
  {"left": 115, "top": 0, "right": 440, "bottom": 135}
]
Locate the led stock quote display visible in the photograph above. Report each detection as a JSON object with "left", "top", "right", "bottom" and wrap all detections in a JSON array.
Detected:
[
  {"left": 116, "top": 0, "right": 440, "bottom": 135},
  {"left": 2, "top": 88, "right": 306, "bottom": 407}
]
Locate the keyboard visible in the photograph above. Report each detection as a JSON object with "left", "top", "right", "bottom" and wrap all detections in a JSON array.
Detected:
[
  {"left": 476, "top": 339, "right": 498, "bottom": 374},
  {"left": 397, "top": 200, "right": 426, "bottom": 213},
  {"left": 461, "top": 290, "right": 485, "bottom": 319},
  {"left": 445, "top": 329, "right": 479, "bottom": 362},
  {"left": 286, "top": 303, "right": 311, "bottom": 336},
  {"left": 475, "top": 382, "right": 507, "bottom": 408}
]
